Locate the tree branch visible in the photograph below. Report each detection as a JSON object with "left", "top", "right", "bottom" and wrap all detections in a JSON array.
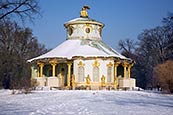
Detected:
[{"left": 0, "top": 0, "right": 27, "bottom": 20}]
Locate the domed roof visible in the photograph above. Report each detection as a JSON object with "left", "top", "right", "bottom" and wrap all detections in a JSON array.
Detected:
[
  {"left": 64, "top": 6, "right": 104, "bottom": 28},
  {"left": 64, "top": 17, "right": 104, "bottom": 28}
]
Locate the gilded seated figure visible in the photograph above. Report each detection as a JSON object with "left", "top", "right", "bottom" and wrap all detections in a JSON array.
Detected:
[
  {"left": 86, "top": 74, "right": 91, "bottom": 85},
  {"left": 58, "top": 72, "right": 64, "bottom": 87},
  {"left": 101, "top": 75, "right": 106, "bottom": 87}
]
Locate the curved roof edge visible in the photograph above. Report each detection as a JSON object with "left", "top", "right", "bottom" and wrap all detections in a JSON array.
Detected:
[
  {"left": 27, "top": 39, "right": 131, "bottom": 63},
  {"left": 64, "top": 17, "right": 104, "bottom": 28}
]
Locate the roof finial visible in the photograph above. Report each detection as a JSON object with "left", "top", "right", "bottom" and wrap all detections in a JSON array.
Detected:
[{"left": 80, "top": 6, "right": 90, "bottom": 18}]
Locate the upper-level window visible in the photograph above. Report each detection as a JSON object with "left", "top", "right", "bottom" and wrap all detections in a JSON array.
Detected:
[
  {"left": 85, "top": 27, "right": 90, "bottom": 33},
  {"left": 68, "top": 26, "right": 73, "bottom": 36},
  {"left": 99, "top": 27, "right": 102, "bottom": 37}
]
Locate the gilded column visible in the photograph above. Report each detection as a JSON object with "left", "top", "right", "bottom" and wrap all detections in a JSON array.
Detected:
[
  {"left": 67, "top": 62, "right": 72, "bottom": 87},
  {"left": 114, "top": 62, "right": 120, "bottom": 78},
  {"left": 37, "top": 66, "right": 40, "bottom": 77},
  {"left": 114, "top": 61, "right": 120, "bottom": 87},
  {"left": 40, "top": 64, "right": 44, "bottom": 77},
  {"left": 52, "top": 63, "right": 56, "bottom": 77},
  {"left": 128, "top": 63, "right": 133, "bottom": 78},
  {"left": 37, "top": 62, "right": 44, "bottom": 77},
  {"left": 122, "top": 61, "right": 128, "bottom": 79},
  {"left": 49, "top": 59, "right": 58, "bottom": 77}
]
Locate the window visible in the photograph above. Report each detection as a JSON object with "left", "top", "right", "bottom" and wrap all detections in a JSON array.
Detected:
[
  {"left": 93, "top": 66, "right": 99, "bottom": 82},
  {"left": 78, "top": 66, "right": 84, "bottom": 82},
  {"left": 99, "top": 28, "right": 102, "bottom": 36},
  {"left": 68, "top": 26, "right": 73, "bottom": 36},
  {"left": 85, "top": 27, "right": 90, "bottom": 33},
  {"left": 107, "top": 66, "right": 112, "bottom": 82}
]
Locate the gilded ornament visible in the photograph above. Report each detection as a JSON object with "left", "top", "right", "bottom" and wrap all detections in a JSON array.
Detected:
[
  {"left": 80, "top": 6, "right": 90, "bottom": 18},
  {"left": 107, "top": 62, "right": 113, "bottom": 67},
  {"left": 114, "top": 77, "right": 118, "bottom": 86},
  {"left": 101, "top": 75, "right": 106, "bottom": 87},
  {"left": 86, "top": 75, "right": 91, "bottom": 85},
  {"left": 114, "top": 61, "right": 120, "bottom": 67},
  {"left": 78, "top": 61, "right": 85, "bottom": 67},
  {"left": 71, "top": 74, "right": 75, "bottom": 87},
  {"left": 93, "top": 60, "right": 100, "bottom": 67}
]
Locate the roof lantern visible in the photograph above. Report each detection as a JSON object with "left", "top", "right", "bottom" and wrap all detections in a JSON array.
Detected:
[{"left": 64, "top": 6, "right": 104, "bottom": 41}]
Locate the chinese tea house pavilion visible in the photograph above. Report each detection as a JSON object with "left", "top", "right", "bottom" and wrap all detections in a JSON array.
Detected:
[{"left": 28, "top": 6, "right": 136, "bottom": 90}]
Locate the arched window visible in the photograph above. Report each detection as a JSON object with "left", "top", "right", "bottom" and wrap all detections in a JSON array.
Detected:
[
  {"left": 78, "top": 66, "right": 84, "bottom": 82},
  {"left": 93, "top": 66, "right": 99, "bottom": 82},
  {"left": 78, "top": 61, "right": 85, "bottom": 82},
  {"left": 107, "top": 62, "right": 113, "bottom": 82},
  {"left": 107, "top": 66, "right": 112, "bottom": 82}
]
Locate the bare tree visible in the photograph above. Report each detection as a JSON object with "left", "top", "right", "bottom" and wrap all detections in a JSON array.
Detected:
[
  {"left": 0, "top": 0, "right": 42, "bottom": 89},
  {"left": 0, "top": 0, "right": 40, "bottom": 22},
  {"left": 118, "top": 38, "right": 137, "bottom": 59},
  {"left": 162, "top": 13, "right": 173, "bottom": 59},
  {"left": 119, "top": 39, "right": 136, "bottom": 53},
  {"left": 0, "top": 21, "right": 47, "bottom": 89},
  {"left": 118, "top": 14, "right": 173, "bottom": 89}
]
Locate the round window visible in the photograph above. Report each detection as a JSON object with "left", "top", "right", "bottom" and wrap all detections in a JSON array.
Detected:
[
  {"left": 85, "top": 27, "right": 90, "bottom": 33},
  {"left": 68, "top": 26, "right": 73, "bottom": 36},
  {"left": 99, "top": 28, "right": 102, "bottom": 36}
]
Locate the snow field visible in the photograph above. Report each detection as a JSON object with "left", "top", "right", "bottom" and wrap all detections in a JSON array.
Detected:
[{"left": 0, "top": 90, "right": 173, "bottom": 115}]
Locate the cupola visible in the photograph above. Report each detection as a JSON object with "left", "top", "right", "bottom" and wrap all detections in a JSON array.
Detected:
[{"left": 64, "top": 6, "right": 104, "bottom": 41}]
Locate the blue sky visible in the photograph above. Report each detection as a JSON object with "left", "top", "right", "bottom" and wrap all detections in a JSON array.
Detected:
[{"left": 29, "top": 0, "right": 173, "bottom": 50}]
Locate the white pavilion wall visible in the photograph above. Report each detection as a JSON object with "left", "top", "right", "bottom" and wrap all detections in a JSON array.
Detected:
[
  {"left": 67, "top": 24, "right": 101, "bottom": 40},
  {"left": 73, "top": 59, "right": 114, "bottom": 83}
]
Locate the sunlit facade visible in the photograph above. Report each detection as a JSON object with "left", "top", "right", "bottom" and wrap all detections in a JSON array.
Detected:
[{"left": 28, "top": 6, "right": 135, "bottom": 90}]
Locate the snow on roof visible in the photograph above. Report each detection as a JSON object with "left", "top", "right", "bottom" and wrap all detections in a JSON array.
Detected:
[
  {"left": 64, "top": 17, "right": 104, "bottom": 28},
  {"left": 28, "top": 39, "right": 128, "bottom": 62}
]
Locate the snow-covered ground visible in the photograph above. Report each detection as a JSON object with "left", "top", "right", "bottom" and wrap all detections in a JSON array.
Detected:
[{"left": 0, "top": 90, "right": 173, "bottom": 115}]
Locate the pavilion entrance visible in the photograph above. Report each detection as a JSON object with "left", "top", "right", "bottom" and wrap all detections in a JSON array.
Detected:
[
  {"left": 56, "top": 63, "right": 68, "bottom": 87},
  {"left": 35, "top": 60, "right": 73, "bottom": 88}
]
